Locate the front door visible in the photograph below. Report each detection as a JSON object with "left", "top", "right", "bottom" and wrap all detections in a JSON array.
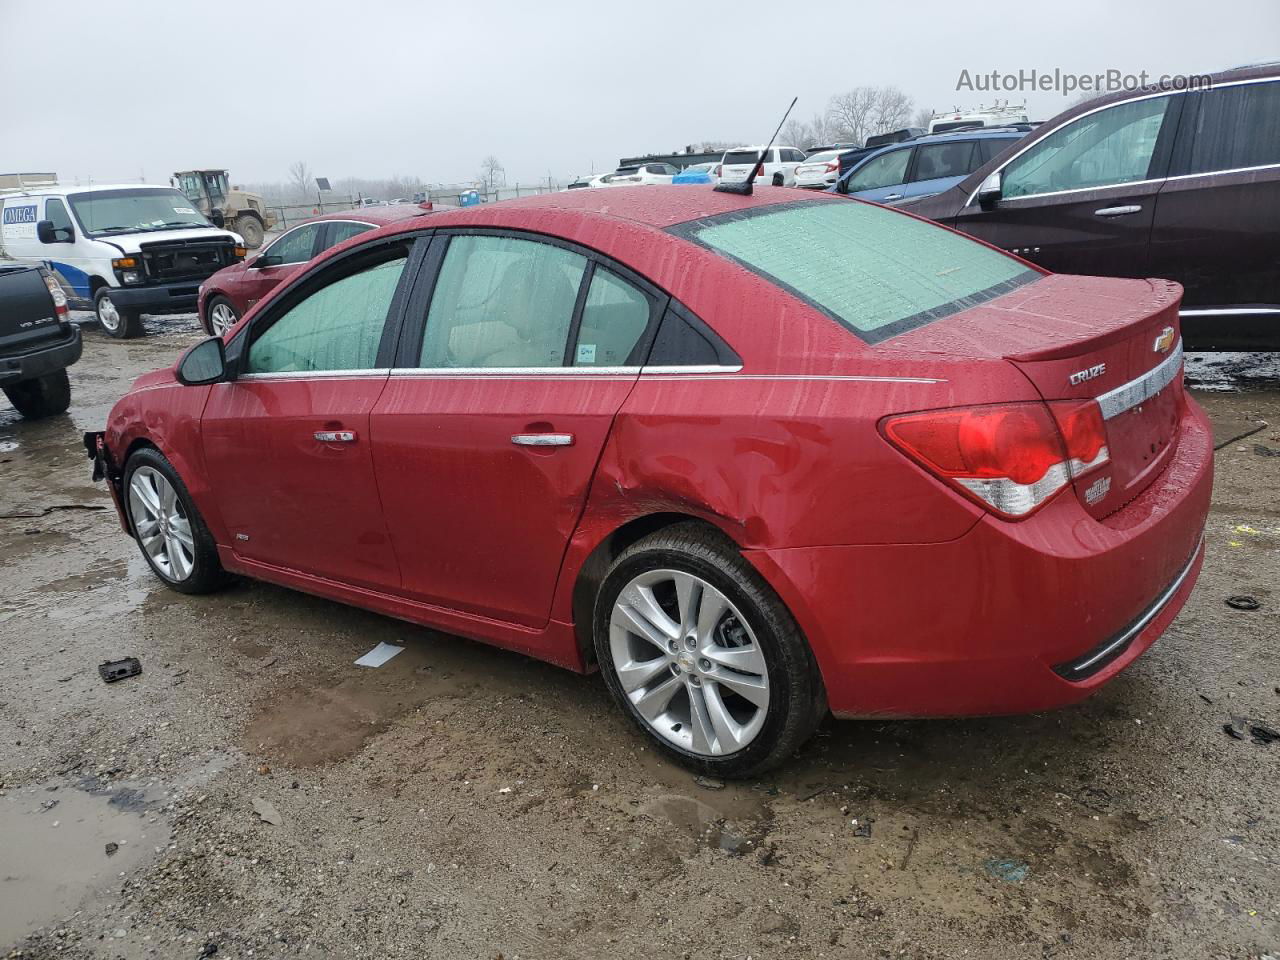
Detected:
[
  {"left": 371, "top": 233, "right": 661, "bottom": 627},
  {"left": 201, "top": 238, "right": 417, "bottom": 590},
  {"left": 846, "top": 146, "right": 915, "bottom": 203},
  {"left": 950, "top": 93, "right": 1183, "bottom": 277}
]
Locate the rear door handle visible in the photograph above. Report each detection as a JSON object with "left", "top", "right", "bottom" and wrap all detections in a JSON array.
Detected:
[
  {"left": 314, "top": 430, "right": 357, "bottom": 443},
  {"left": 511, "top": 433, "right": 574, "bottom": 447},
  {"left": 881, "top": 194, "right": 904, "bottom": 202},
  {"left": 1094, "top": 205, "right": 1142, "bottom": 217}
]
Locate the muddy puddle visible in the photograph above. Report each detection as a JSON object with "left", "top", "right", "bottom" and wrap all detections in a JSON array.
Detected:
[
  {"left": 1185, "top": 351, "right": 1280, "bottom": 391},
  {"left": 0, "top": 779, "right": 170, "bottom": 947}
]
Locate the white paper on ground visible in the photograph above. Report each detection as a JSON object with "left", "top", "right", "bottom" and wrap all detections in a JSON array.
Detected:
[{"left": 354, "top": 641, "right": 404, "bottom": 668}]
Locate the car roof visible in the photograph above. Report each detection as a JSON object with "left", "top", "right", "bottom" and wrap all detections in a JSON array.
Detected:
[{"left": 292, "top": 205, "right": 431, "bottom": 227}]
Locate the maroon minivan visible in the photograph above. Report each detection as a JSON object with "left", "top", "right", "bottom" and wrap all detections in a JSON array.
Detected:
[{"left": 906, "top": 64, "right": 1280, "bottom": 350}]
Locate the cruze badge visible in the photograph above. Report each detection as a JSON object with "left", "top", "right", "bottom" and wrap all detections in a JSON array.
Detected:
[
  {"left": 1153, "top": 326, "right": 1176, "bottom": 353},
  {"left": 1069, "top": 363, "right": 1106, "bottom": 386}
]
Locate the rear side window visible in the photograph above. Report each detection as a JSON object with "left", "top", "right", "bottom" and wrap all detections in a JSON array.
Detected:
[
  {"left": 573, "top": 268, "right": 651, "bottom": 366},
  {"left": 419, "top": 235, "right": 587, "bottom": 368},
  {"left": 675, "top": 199, "right": 1037, "bottom": 344},
  {"left": 848, "top": 149, "right": 912, "bottom": 191},
  {"left": 326, "top": 221, "right": 374, "bottom": 248},
  {"left": 911, "top": 141, "right": 977, "bottom": 181},
  {"left": 1183, "top": 80, "right": 1280, "bottom": 174}
]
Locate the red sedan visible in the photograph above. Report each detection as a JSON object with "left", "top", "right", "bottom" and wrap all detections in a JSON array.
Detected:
[
  {"left": 197, "top": 205, "right": 431, "bottom": 336},
  {"left": 87, "top": 187, "right": 1212, "bottom": 777}
]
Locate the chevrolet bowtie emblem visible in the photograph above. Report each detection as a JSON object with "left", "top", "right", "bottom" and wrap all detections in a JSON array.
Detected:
[{"left": 1153, "top": 326, "right": 1175, "bottom": 354}]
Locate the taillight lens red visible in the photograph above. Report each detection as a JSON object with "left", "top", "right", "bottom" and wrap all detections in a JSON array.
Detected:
[
  {"left": 43, "top": 273, "right": 68, "bottom": 316},
  {"left": 882, "top": 401, "right": 1109, "bottom": 519},
  {"left": 825, "top": 161, "right": 839, "bottom": 172}
]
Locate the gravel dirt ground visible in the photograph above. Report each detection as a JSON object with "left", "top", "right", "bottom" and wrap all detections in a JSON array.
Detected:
[{"left": 1, "top": 315, "right": 1277, "bottom": 960}]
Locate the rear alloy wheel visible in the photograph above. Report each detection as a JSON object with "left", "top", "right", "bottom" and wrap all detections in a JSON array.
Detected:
[
  {"left": 94, "top": 287, "right": 142, "bottom": 339},
  {"left": 234, "top": 214, "right": 265, "bottom": 249},
  {"left": 123, "top": 448, "right": 227, "bottom": 594},
  {"left": 595, "top": 524, "right": 825, "bottom": 777},
  {"left": 3, "top": 369, "right": 71, "bottom": 419},
  {"left": 206, "top": 296, "right": 239, "bottom": 336}
]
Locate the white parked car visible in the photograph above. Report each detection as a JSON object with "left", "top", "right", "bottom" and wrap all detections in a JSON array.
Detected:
[
  {"left": 718, "top": 145, "right": 806, "bottom": 187},
  {"left": 593, "top": 163, "right": 679, "bottom": 187},
  {"left": 792, "top": 150, "right": 845, "bottom": 189}
]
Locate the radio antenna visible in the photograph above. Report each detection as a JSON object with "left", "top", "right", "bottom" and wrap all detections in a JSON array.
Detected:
[{"left": 715, "top": 96, "right": 798, "bottom": 196}]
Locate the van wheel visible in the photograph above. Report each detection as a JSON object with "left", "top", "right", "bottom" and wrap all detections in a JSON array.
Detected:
[
  {"left": 593, "top": 523, "right": 826, "bottom": 777},
  {"left": 772, "top": 172, "right": 784, "bottom": 186},
  {"left": 94, "top": 288, "right": 142, "bottom": 339},
  {"left": 3, "top": 369, "right": 71, "bottom": 419},
  {"left": 122, "top": 447, "right": 227, "bottom": 594},
  {"left": 234, "top": 214, "right": 265, "bottom": 249}
]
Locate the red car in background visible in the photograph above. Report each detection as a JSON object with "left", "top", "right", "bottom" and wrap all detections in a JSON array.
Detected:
[
  {"left": 88, "top": 187, "right": 1212, "bottom": 777},
  {"left": 197, "top": 205, "right": 431, "bottom": 335}
]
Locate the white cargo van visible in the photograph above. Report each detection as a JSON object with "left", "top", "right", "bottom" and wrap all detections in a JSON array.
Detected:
[{"left": 0, "top": 182, "right": 245, "bottom": 338}]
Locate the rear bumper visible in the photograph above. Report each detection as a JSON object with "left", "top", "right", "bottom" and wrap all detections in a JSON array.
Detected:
[
  {"left": 0, "top": 326, "right": 82, "bottom": 386},
  {"left": 109, "top": 281, "right": 203, "bottom": 314},
  {"left": 747, "top": 397, "right": 1214, "bottom": 717}
]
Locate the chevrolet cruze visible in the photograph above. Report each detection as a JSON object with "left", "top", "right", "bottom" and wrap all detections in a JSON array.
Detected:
[{"left": 86, "top": 186, "right": 1212, "bottom": 776}]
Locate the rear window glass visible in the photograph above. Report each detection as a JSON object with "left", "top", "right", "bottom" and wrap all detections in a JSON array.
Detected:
[
  {"left": 723, "top": 151, "right": 762, "bottom": 165},
  {"left": 674, "top": 199, "right": 1038, "bottom": 344}
]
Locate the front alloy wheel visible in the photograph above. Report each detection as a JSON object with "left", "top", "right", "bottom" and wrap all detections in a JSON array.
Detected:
[
  {"left": 610, "top": 569, "right": 770, "bottom": 756},
  {"left": 208, "top": 299, "right": 238, "bottom": 336},
  {"left": 128, "top": 466, "right": 197, "bottom": 581}
]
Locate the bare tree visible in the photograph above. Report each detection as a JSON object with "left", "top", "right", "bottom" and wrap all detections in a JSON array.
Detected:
[
  {"left": 913, "top": 106, "right": 934, "bottom": 129},
  {"left": 478, "top": 155, "right": 506, "bottom": 192},
  {"left": 826, "top": 86, "right": 916, "bottom": 146},
  {"left": 287, "top": 160, "right": 313, "bottom": 199},
  {"left": 781, "top": 112, "right": 839, "bottom": 150}
]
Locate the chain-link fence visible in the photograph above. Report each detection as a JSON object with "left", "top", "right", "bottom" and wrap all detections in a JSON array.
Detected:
[{"left": 264, "top": 182, "right": 562, "bottom": 230}]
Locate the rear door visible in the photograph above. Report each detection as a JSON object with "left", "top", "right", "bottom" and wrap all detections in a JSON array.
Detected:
[
  {"left": 949, "top": 93, "right": 1183, "bottom": 276},
  {"left": 1148, "top": 77, "right": 1280, "bottom": 313},
  {"left": 901, "top": 140, "right": 979, "bottom": 201},
  {"left": 201, "top": 236, "right": 420, "bottom": 590},
  {"left": 370, "top": 231, "right": 663, "bottom": 627}
]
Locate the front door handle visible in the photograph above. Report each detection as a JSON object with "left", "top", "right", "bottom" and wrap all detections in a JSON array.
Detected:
[
  {"left": 511, "top": 433, "right": 574, "bottom": 447},
  {"left": 881, "top": 193, "right": 904, "bottom": 202},
  {"left": 1094, "top": 205, "right": 1142, "bottom": 217},
  {"left": 314, "top": 430, "right": 357, "bottom": 443}
]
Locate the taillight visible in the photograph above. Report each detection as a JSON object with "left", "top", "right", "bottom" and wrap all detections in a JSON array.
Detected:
[
  {"left": 825, "top": 161, "right": 839, "bottom": 172},
  {"left": 756, "top": 163, "right": 766, "bottom": 178},
  {"left": 881, "top": 401, "right": 1109, "bottom": 519},
  {"left": 42, "top": 273, "right": 68, "bottom": 317}
]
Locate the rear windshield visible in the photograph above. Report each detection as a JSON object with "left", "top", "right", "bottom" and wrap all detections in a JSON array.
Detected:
[
  {"left": 674, "top": 199, "right": 1038, "bottom": 343},
  {"left": 723, "top": 151, "right": 762, "bottom": 165}
]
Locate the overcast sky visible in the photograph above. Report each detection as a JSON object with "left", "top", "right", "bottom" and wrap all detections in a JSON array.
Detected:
[{"left": 1, "top": 0, "right": 1276, "bottom": 189}]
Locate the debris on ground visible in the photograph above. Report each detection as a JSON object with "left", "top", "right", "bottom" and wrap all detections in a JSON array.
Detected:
[
  {"left": 851, "top": 817, "right": 873, "bottom": 838},
  {"left": 1253, "top": 444, "right": 1280, "bottom": 457},
  {"left": 104, "top": 842, "right": 118, "bottom": 856},
  {"left": 694, "top": 776, "right": 725, "bottom": 791},
  {"left": 98, "top": 657, "right": 142, "bottom": 683},
  {"left": 252, "top": 797, "right": 283, "bottom": 826},
  {"left": 1223, "top": 716, "right": 1279, "bottom": 744},
  {"left": 1225, "top": 717, "right": 1249, "bottom": 740},
  {"left": 199, "top": 943, "right": 218, "bottom": 957},
  {"left": 353, "top": 641, "right": 404, "bottom": 668},
  {"left": 1251, "top": 723, "right": 1280, "bottom": 745},
  {"left": 1225, "top": 595, "right": 1261, "bottom": 611},
  {"left": 984, "top": 858, "right": 1030, "bottom": 884}
]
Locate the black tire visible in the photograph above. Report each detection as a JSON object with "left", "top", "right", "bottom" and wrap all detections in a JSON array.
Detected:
[
  {"left": 204, "top": 295, "right": 240, "bottom": 337},
  {"left": 3, "top": 369, "right": 71, "bottom": 419},
  {"left": 234, "top": 214, "right": 265, "bottom": 249},
  {"left": 121, "top": 447, "right": 228, "bottom": 595},
  {"left": 593, "top": 523, "right": 826, "bottom": 778},
  {"left": 94, "top": 287, "right": 143, "bottom": 339},
  {"left": 772, "top": 172, "right": 784, "bottom": 186}
]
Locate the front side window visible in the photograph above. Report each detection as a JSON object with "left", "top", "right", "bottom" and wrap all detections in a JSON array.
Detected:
[
  {"left": 247, "top": 254, "right": 408, "bottom": 374},
  {"left": 264, "top": 224, "right": 321, "bottom": 265},
  {"left": 678, "top": 199, "right": 1037, "bottom": 343},
  {"left": 68, "top": 188, "right": 211, "bottom": 236},
  {"left": 911, "top": 141, "right": 977, "bottom": 181},
  {"left": 573, "top": 268, "right": 651, "bottom": 366},
  {"left": 419, "top": 235, "right": 587, "bottom": 368},
  {"left": 1001, "top": 95, "right": 1172, "bottom": 198},
  {"left": 44, "top": 198, "right": 72, "bottom": 233},
  {"left": 847, "top": 149, "right": 912, "bottom": 191},
  {"left": 1184, "top": 80, "right": 1280, "bottom": 174}
]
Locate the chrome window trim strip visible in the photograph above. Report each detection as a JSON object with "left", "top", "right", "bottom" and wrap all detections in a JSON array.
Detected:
[
  {"left": 964, "top": 75, "right": 1280, "bottom": 208},
  {"left": 1066, "top": 536, "right": 1203, "bottom": 675},
  {"left": 1181, "top": 307, "right": 1280, "bottom": 316},
  {"left": 1095, "top": 339, "right": 1183, "bottom": 421},
  {"left": 237, "top": 369, "right": 390, "bottom": 381},
  {"left": 641, "top": 372, "right": 946, "bottom": 384},
  {"left": 389, "top": 366, "right": 641, "bottom": 377}
]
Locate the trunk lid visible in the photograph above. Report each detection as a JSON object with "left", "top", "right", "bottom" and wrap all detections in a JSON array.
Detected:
[{"left": 886, "top": 273, "right": 1186, "bottom": 518}]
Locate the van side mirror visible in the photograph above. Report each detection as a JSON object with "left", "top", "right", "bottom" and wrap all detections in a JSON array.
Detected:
[
  {"left": 977, "top": 171, "right": 1003, "bottom": 210},
  {"left": 176, "top": 336, "right": 229, "bottom": 386},
  {"left": 36, "top": 220, "right": 74, "bottom": 244}
]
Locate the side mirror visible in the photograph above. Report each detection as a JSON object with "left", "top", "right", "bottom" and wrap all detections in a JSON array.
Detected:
[
  {"left": 36, "top": 220, "right": 73, "bottom": 244},
  {"left": 253, "top": 253, "right": 283, "bottom": 268},
  {"left": 977, "top": 170, "right": 1003, "bottom": 210},
  {"left": 176, "top": 336, "right": 229, "bottom": 386}
]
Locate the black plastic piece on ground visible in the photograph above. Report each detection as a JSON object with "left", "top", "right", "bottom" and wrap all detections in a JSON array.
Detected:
[
  {"left": 99, "top": 657, "right": 142, "bottom": 683},
  {"left": 1225, "top": 595, "right": 1260, "bottom": 610}
]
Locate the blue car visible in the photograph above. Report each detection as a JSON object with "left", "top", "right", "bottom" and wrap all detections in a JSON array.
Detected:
[
  {"left": 671, "top": 162, "right": 718, "bottom": 185},
  {"left": 831, "top": 129, "right": 1025, "bottom": 205}
]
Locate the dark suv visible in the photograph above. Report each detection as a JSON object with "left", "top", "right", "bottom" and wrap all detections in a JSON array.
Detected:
[{"left": 905, "top": 64, "right": 1280, "bottom": 349}]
